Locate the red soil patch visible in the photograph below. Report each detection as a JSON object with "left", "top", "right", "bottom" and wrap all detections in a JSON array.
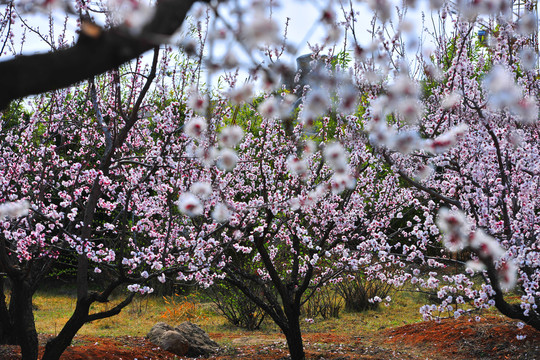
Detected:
[
  {"left": 0, "top": 335, "right": 178, "bottom": 360},
  {"left": 0, "top": 316, "right": 538, "bottom": 359},
  {"left": 384, "top": 315, "right": 540, "bottom": 360}
]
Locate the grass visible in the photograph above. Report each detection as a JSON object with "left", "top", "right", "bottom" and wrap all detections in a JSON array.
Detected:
[
  {"left": 33, "top": 290, "right": 230, "bottom": 337},
  {"left": 31, "top": 286, "right": 429, "bottom": 339}
]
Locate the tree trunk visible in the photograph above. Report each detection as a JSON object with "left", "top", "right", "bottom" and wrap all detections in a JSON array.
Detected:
[
  {"left": 41, "top": 298, "right": 90, "bottom": 360},
  {"left": 9, "top": 280, "right": 39, "bottom": 360},
  {"left": 0, "top": 276, "right": 16, "bottom": 345},
  {"left": 283, "top": 304, "right": 306, "bottom": 360}
]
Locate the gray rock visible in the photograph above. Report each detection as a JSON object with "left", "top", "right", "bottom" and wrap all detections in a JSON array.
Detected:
[
  {"left": 160, "top": 330, "right": 190, "bottom": 355},
  {"left": 175, "top": 321, "right": 220, "bottom": 356},
  {"left": 147, "top": 321, "right": 219, "bottom": 357}
]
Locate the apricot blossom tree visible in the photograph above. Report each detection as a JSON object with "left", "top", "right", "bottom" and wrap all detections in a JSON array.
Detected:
[{"left": 347, "top": 0, "right": 540, "bottom": 331}]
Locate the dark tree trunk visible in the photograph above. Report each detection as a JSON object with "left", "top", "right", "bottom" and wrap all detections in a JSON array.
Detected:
[
  {"left": 283, "top": 306, "right": 305, "bottom": 360},
  {"left": 41, "top": 298, "right": 91, "bottom": 360},
  {"left": 9, "top": 280, "right": 39, "bottom": 360},
  {"left": 0, "top": 276, "right": 16, "bottom": 345}
]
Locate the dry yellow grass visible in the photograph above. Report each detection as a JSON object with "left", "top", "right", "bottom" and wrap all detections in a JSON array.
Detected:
[{"left": 33, "top": 292, "right": 227, "bottom": 337}]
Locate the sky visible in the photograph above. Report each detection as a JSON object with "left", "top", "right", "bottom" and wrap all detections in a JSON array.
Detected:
[
  {"left": 3, "top": 1, "right": 434, "bottom": 57},
  {"left": 1, "top": 0, "right": 443, "bottom": 91}
]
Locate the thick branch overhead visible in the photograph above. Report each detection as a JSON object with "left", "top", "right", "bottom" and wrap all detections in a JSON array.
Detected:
[{"left": 0, "top": 0, "right": 207, "bottom": 109}]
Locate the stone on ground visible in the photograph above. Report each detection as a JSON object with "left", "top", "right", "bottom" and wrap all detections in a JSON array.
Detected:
[{"left": 147, "top": 321, "right": 219, "bottom": 357}]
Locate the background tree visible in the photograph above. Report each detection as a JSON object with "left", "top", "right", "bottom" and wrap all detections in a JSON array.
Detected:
[
  {"left": 0, "top": 43, "right": 215, "bottom": 358},
  {"left": 172, "top": 100, "right": 414, "bottom": 359}
]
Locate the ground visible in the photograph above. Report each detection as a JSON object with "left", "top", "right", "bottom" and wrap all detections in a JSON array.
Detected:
[{"left": 1, "top": 315, "right": 538, "bottom": 359}]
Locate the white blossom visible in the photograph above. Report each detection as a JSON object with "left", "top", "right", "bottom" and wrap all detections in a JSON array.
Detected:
[
  {"left": 258, "top": 97, "right": 279, "bottom": 119},
  {"left": 511, "top": 97, "right": 538, "bottom": 124},
  {"left": 304, "top": 89, "right": 330, "bottom": 116},
  {"left": 469, "top": 229, "right": 505, "bottom": 260},
  {"left": 498, "top": 260, "right": 517, "bottom": 292},
  {"left": 195, "top": 146, "right": 218, "bottom": 167},
  {"left": 287, "top": 156, "right": 308, "bottom": 178},
  {"left": 0, "top": 200, "right": 30, "bottom": 219},
  {"left": 228, "top": 84, "right": 253, "bottom": 104},
  {"left": 324, "top": 142, "right": 348, "bottom": 171},
  {"left": 517, "top": 13, "right": 538, "bottom": 36},
  {"left": 330, "top": 172, "right": 356, "bottom": 194},
  {"left": 425, "top": 123, "right": 468, "bottom": 154},
  {"left": 219, "top": 125, "right": 244, "bottom": 148},
  {"left": 217, "top": 149, "right": 239, "bottom": 171},
  {"left": 519, "top": 47, "right": 537, "bottom": 72},
  {"left": 242, "top": 16, "right": 280, "bottom": 47},
  {"left": 465, "top": 260, "right": 486, "bottom": 272},
  {"left": 484, "top": 66, "right": 521, "bottom": 109},
  {"left": 212, "top": 203, "right": 231, "bottom": 223},
  {"left": 158, "top": 273, "right": 166, "bottom": 283},
  {"left": 187, "top": 90, "right": 209, "bottom": 114},
  {"left": 127, "top": 284, "right": 140, "bottom": 292},
  {"left": 389, "top": 130, "right": 422, "bottom": 154},
  {"left": 441, "top": 92, "right": 462, "bottom": 110},
  {"left": 190, "top": 182, "right": 213, "bottom": 200},
  {"left": 413, "top": 164, "right": 434, "bottom": 181},
  {"left": 177, "top": 193, "right": 203, "bottom": 217}
]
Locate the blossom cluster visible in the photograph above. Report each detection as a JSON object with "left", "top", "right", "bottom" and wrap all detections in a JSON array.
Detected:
[{"left": 437, "top": 208, "right": 517, "bottom": 291}]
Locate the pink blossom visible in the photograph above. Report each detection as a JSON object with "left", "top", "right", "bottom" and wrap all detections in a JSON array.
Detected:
[
  {"left": 219, "top": 126, "right": 244, "bottom": 148},
  {"left": 184, "top": 116, "right": 207, "bottom": 140},
  {"left": 437, "top": 208, "right": 470, "bottom": 252}
]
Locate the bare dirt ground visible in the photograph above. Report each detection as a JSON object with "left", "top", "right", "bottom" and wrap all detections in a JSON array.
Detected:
[{"left": 1, "top": 315, "right": 538, "bottom": 359}]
